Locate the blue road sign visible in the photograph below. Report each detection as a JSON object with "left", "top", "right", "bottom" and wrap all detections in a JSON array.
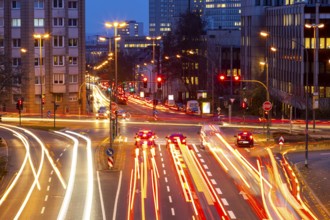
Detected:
[{"left": 106, "top": 148, "right": 114, "bottom": 156}]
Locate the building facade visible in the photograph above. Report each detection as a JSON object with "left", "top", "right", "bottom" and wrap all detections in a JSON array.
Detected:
[{"left": 0, "top": 0, "right": 86, "bottom": 115}]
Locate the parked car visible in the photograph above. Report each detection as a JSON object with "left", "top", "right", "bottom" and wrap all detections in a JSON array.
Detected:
[{"left": 235, "top": 131, "right": 254, "bottom": 147}]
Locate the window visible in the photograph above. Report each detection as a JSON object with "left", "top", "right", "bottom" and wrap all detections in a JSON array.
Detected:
[
  {"left": 34, "top": 57, "right": 43, "bottom": 66},
  {"left": 34, "top": 0, "right": 44, "bottom": 9},
  {"left": 68, "top": 38, "right": 78, "bottom": 47},
  {"left": 53, "top": 73, "right": 64, "bottom": 84},
  {"left": 12, "top": 1, "right": 21, "bottom": 9},
  {"left": 68, "top": 57, "right": 78, "bottom": 65},
  {"left": 69, "top": 74, "right": 78, "bottom": 83},
  {"left": 12, "top": 19, "right": 21, "bottom": 27},
  {"left": 0, "top": 18, "right": 4, "bottom": 27},
  {"left": 53, "top": 35, "right": 64, "bottom": 47},
  {"left": 12, "top": 39, "right": 21, "bottom": 47},
  {"left": 34, "top": 39, "right": 46, "bottom": 47},
  {"left": 53, "top": 0, "right": 63, "bottom": 8},
  {"left": 68, "top": 1, "right": 78, "bottom": 9},
  {"left": 34, "top": 18, "right": 44, "bottom": 27},
  {"left": 0, "top": 37, "right": 4, "bottom": 48},
  {"left": 0, "top": 0, "right": 4, "bottom": 8},
  {"left": 53, "top": 55, "right": 65, "bottom": 66},
  {"left": 12, "top": 58, "right": 21, "bottom": 66},
  {"left": 68, "top": 19, "right": 78, "bottom": 27},
  {"left": 53, "top": 17, "right": 64, "bottom": 26}
]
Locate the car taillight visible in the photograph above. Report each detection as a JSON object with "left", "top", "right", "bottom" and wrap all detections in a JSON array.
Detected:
[
  {"left": 143, "top": 134, "right": 147, "bottom": 138},
  {"left": 143, "top": 140, "right": 148, "bottom": 145},
  {"left": 167, "top": 139, "right": 171, "bottom": 143},
  {"left": 182, "top": 139, "right": 186, "bottom": 143},
  {"left": 122, "top": 113, "right": 126, "bottom": 117},
  {"left": 136, "top": 137, "right": 140, "bottom": 141},
  {"left": 238, "top": 135, "right": 241, "bottom": 140},
  {"left": 249, "top": 135, "right": 253, "bottom": 140}
]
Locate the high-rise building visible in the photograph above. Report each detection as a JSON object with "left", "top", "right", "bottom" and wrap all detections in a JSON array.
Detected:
[
  {"left": 117, "top": 20, "right": 144, "bottom": 37},
  {"left": 0, "top": 0, "right": 86, "bottom": 115}
]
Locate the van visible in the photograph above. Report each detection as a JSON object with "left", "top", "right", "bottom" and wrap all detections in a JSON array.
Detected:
[{"left": 186, "top": 100, "right": 201, "bottom": 115}]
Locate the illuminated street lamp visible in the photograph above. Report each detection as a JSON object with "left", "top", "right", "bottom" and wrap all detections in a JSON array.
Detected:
[
  {"left": 305, "top": 23, "right": 324, "bottom": 131},
  {"left": 105, "top": 21, "right": 127, "bottom": 100},
  {"left": 33, "top": 33, "right": 49, "bottom": 118}
]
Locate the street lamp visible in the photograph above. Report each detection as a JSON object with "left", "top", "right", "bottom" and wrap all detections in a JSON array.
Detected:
[
  {"left": 33, "top": 33, "right": 49, "bottom": 118},
  {"left": 261, "top": 30, "right": 311, "bottom": 167},
  {"left": 105, "top": 21, "right": 127, "bottom": 101},
  {"left": 305, "top": 23, "right": 324, "bottom": 131}
]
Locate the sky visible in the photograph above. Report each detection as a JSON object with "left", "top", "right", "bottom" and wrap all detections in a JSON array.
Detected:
[{"left": 86, "top": 0, "right": 148, "bottom": 36}]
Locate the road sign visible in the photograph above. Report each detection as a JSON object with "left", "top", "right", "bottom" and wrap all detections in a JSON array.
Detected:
[
  {"left": 262, "top": 101, "right": 272, "bottom": 111},
  {"left": 279, "top": 136, "right": 285, "bottom": 145},
  {"left": 106, "top": 148, "right": 114, "bottom": 156},
  {"left": 108, "top": 156, "right": 114, "bottom": 168}
]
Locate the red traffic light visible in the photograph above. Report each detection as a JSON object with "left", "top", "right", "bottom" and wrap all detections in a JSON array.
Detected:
[
  {"left": 219, "top": 74, "right": 226, "bottom": 81},
  {"left": 157, "top": 76, "right": 162, "bottom": 82},
  {"left": 143, "top": 77, "right": 148, "bottom": 82},
  {"left": 241, "top": 101, "right": 247, "bottom": 109},
  {"left": 234, "top": 75, "right": 240, "bottom": 81}
]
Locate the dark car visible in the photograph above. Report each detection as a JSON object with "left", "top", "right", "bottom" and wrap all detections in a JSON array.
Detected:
[
  {"left": 236, "top": 131, "right": 254, "bottom": 147},
  {"left": 135, "top": 130, "right": 156, "bottom": 148},
  {"left": 166, "top": 133, "right": 187, "bottom": 147},
  {"left": 96, "top": 106, "right": 109, "bottom": 119}
]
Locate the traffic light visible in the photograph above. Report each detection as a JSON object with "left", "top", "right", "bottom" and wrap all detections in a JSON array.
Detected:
[
  {"left": 233, "top": 75, "right": 240, "bottom": 81},
  {"left": 143, "top": 77, "right": 148, "bottom": 88},
  {"left": 241, "top": 101, "right": 247, "bottom": 110},
  {"left": 219, "top": 74, "right": 226, "bottom": 81},
  {"left": 16, "top": 99, "right": 23, "bottom": 110},
  {"left": 156, "top": 76, "right": 162, "bottom": 88}
]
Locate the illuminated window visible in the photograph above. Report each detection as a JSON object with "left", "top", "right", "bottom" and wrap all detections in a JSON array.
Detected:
[
  {"left": 34, "top": 18, "right": 44, "bottom": 27},
  {"left": 53, "top": 56, "right": 65, "bottom": 66},
  {"left": 12, "top": 19, "right": 21, "bottom": 27},
  {"left": 68, "top": 57, "right": 78, "bottom": 65},
  {"left": 305, "top": 38, "right": 310, "bottom": 49},
  {"left": 320, "top": 38, "right": 325, "bottom": 49},
  {"left": 68, "top": 38, "right": 78, "bottom": 47},
  {"left": 326, "top": 38, "right": 330, "bottom": 49}
]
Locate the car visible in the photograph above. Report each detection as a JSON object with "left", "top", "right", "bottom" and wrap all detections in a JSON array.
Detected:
[
  {"left": 135, "top": 130, "right": 156, "bottom": 148},
  {"left": 165, "top": 133, "right": 187, "bottom": 148},
  {"left": 115, "top": 109, "right": 131, "bottom": 120},
  {"left": 96, "top": 106, "right": 110, "bottom": 119},
  {"left": 236, "top": 131, "right": 254, "bottom": 147}
]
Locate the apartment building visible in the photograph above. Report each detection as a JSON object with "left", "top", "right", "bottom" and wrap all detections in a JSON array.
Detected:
[{"left": 0, "top": 0, "right": 86, "bottom": 115}]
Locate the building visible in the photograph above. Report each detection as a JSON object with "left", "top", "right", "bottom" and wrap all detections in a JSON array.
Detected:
[
  {"left": 0, "top": 0, "right": 86, "bottom": 115},
  {"left": 117, "top": 20, "right": 144, "bottom": 37},
  {"left": 241, "top": 0, "right": 330, "bottom": 117},
  {"left": 204, "top": 0, "right": 241, "bottom": 30}
]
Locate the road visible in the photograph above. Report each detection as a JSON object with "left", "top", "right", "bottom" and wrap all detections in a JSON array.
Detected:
[{"left": 0, "top": 92, "right": 328, "bottom": 219}]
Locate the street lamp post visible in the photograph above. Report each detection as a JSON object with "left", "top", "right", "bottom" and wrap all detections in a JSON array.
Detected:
[
  {"left": 33, "top": 33, "right": 49, "bottom": 118},
  {"left": 105, "top": 21, "right": 127, "bottom": 102},
  {"left": 305, "top": 23, "right": 324, "bottom": 131}
]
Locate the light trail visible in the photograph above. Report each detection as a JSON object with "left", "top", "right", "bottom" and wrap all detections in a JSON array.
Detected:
[
  {"left": 257, "top": 159, "right": 272, "bottom": 220},
  {"left": 55, "top": 131, "right": 79, "bottom": 220},
  {"left": 66, "top": 130, "right": 94, "bottom": 220}
]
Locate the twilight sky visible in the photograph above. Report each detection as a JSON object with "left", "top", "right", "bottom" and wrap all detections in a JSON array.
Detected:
[{"left": 86, "top": 0, "right": 149, "bottom": 36}]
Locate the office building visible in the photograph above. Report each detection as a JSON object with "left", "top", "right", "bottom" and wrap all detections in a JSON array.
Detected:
[{"left": 0, "top": 0, "right": 86, "bottom": 115}]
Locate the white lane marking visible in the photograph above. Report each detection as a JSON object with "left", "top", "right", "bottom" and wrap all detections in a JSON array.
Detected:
[
  {"left": 207, "top": 171, "right": 212, "bottom": 177},
  {"left": 162, "top": 163, "right": 165, "bottom": 168},
  {"left": 47, "top": 186, "right": 50, "bottom": 191},
  {"left": 221, "top": 198, "right": 229, "bottom": 206},
  {"left": 163, "top": 170, "right": 166, "bottom": 175},
  {"left": 171, "top": 208, "right": 175, "bottom": 216},
  {"left": 161, "top": 158, "right": 164, "bottom": 162},
  {"left": 228, "top": 210, "right": 236, "bottom": 219},
  {"left": 167, "top": 186, "right": 170, "bottom": 192},
  {"left": 113, "top": 171, "right": 123, "bottom": 220},
  {"left": 198, "top": 153, "right": 202, "bottom": 157},
  {"left": 50, "top": 170, "right": 54, "bottom": 175},
  {"left": 41, "top": 207, "right": 45, "bottom": 214},
  {"left": 211, "top": 179, "right": 217, "bottom": 185},
  {"left": 56, "top": 158, "right": 60, "bottom": 162},
  {"left": 168, "top": 196, "right": 172, "bottom": 203},
  {"left": 160, "top": 153, "right": 163, "bottom": 157},
  {"left": 48, "top": 177, "right": 52, "bottom": 183},
  {"left": 60, "top": 153, "right": 63, "bottom": 157},
  {"left": 165, "top": 177, "right": 168, "bottom": 183},
  {"left": 44, "top": 195, "right": 48, "bottom": 202},
  {"left": 216, "top": 188, "right": 223, "bottom": 195},
  {"left": 200, "top": 159, "right": 205, "bottom": 163},
  {"left": 97, "top": 171, "right": 107, "bottom": 220},
  {"left": 203, "top": 164, "right": 209, "bottom": 169}
]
